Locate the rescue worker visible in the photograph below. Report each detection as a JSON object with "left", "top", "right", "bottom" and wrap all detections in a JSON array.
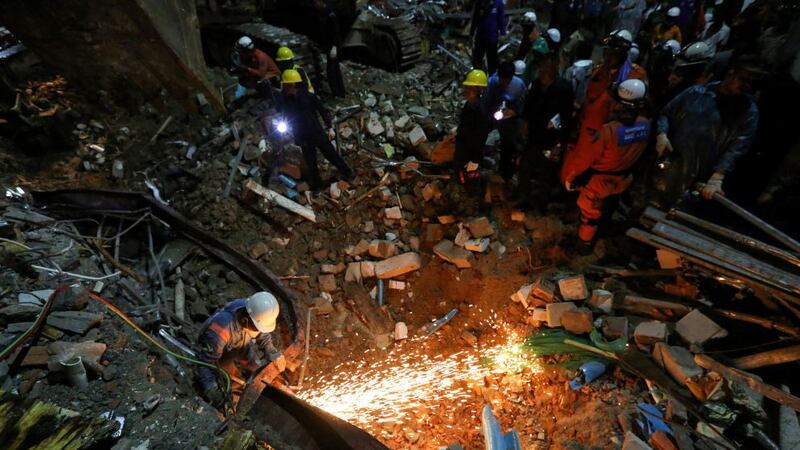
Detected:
[
  {"left": 454, "top": 69, "right": 491, "bottom": 194},
  {"left": 276, "top": 69, "right": 353, "bottom": 189},
  {"left": 653, "top": 55, "right": 762, "bottom": 206},
  {"left": 231, "top": 36, "right": 281, "bottom": 103},
  {"left": 664, "top": 41, "right": 713, "bottom": 104},
  {"left": 653, "top": 7, "right": 683, "bottom": 45},
  {"left": 470, "top": 0, "right": 507, "bottom": 75},
  {"left": 570, "top": 30, "right": 647, "bottom": 172},
  {"left": 515, "top": 11, "right": 539, "bottom": 61},
  {"left": 518, "top": 54, "right": 575, "bottom": 210},
  {"left": 615, "top": 0, "right": 647, "bottom": 37},
  {"left": 561, "top": 79, "right": 651, "bottom": 252},
  {"left": 484, "top": 61, "right": 527, "bottom": 181},
  {"left": 196, "top": 292, "right": 284, "bottom": 407},
  {"left": 647, "top": 39, "right": 681, "bottom": 109},
  {"left": 275, "top": 46, "right": 315, "bottom": 94},
  {"left": 520, "top": 28, "right": 550, "bottom": 84},
  {"left": 563, "top": 40, "right": 594, "bottom": 108},
  {"left": 314, "top": 0, "right": 346, "bottom": 97}
]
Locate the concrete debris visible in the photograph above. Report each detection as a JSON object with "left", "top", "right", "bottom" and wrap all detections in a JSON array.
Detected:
[
  {"left": 675, "top": 310, "right": 728, "bottom": 347},
  {"left": 466, "top": 217, "right": 494, "bottom": 238},
  {"left": 360, "top": 261, "right": 376, "bottom": 278},
  {"left": 312, "top": 294, "right": 335, "bottom": 315},
  {"left": 47, "top": 311, "right": 103, "bottom": 335},
  {"left": 433, "top": 239, "right": 474, "bottom": 269},
  {"left": 602, "top": 317, "right": 629, "bottom": 339},
  {"left": 394, "top": 115, "right": 410, "bottom": 129},
  {"left": 394, "top": 322, "right": 408, "bottom": 340},
  {"left": 367, "top": 113, "right": 385, "bottom": 136},
  {"left": 387, "top": 280, "right": 406, "bottom": 290},
  {"left": 375, "top": 253, "right": 422, "bottom": 279},
  {"left": 546, "top": 302, "right": 577, "bottom": 328},
  {"left": 634, "top": 321, "right": 668, "bottom": 347},
  {"left": 558, "top": 275, "right": 589, "bottom": 301},
  {"left": 407, "top": 106, "right": 429, "bottom": 117},
  {"left": 438, "top": 215, "right": 456, "bottom": 225},
  {"left": 422, "top": 183, "right": 442, "bottom": 201},
  {"left": 623, "top": 431, "right": 654, "bottom": 450},
  {"left": 454, "top": 227, "right": 471, "bottom": 247},
  {"left": 347, "top": 239, "right": 371, "bottom": 256},
  {"left": 344, "top": 262, "right": 362, "bottom": 283},
  {"left": 531, "top": 308, "right": 548, "bottom": 322},
  {"left": 408, "top": 125, "right": 427, "bottom": 146}
]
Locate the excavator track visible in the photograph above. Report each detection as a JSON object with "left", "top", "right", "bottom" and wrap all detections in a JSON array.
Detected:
[{"left": 343, "top": 12, "right": 422, "bottom": 71}]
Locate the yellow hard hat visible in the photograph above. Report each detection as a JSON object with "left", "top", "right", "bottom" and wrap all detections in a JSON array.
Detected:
[
  {"left": 281, "top": 69, "right": 302, "bottom": 84},
  {"left": 276, "top": 46, "right": 294, "bottom": 62},
  {"left": 463, "top": 69, "right": 488, "bottom": 87}
]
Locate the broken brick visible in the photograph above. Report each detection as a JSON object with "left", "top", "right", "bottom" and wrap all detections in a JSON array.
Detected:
[
  {"left": 360, "top": 261, "right": 376, "bottom": 278},
  {"left": 437, "top": 215, "right": 456, "bottom": 225},
  {"left": 602, "top": 316, "right": 629, "bottom": 340},
  {"left": 560, "top": 308, "right": 594, "bottom": 334},
  {"left": 466, "top": 217, "right": 494, "bottom": 238},
  {"left": 387, "top": 280, "right": 406, "bottom": 290},
  {"left": 530, "top": 277, "right": 556, "bottom": 303},
  {"left": 321, "top": 263, "right": 346, "bottom": 274},
  {"left": 433, "top": 239, "right": 474, "bottom": 269},
  {"left": 558, "top": 275, "right": 589, "bottom": 300},
  {"left": 588, "top": 289, "right": 614, "bottom": 313},
  {"left": 344, "top": 263, "right": 362, "bottom": 283},
  {"left": 318, "top": 274, "right": 337, "bottom": 293},
  {"left": 511, "top": 210, "right": 525, "bottom": 222},
  {"left": 461, "top": 331, "right": 478, "bottom": 346},
  {"left": 545, "top": 302, "right": 577, "bottom": 328},
  {"left": 656, "top": 249, "right": 682, "bottom": 269},
  {"left": 454, "top": 227, "right": 471, "bottom": 247},
  {"left": 510, "top": 284, "right": 532, "bottom": 307},
  {"left": 347, "top": 239, "right": 370, "bottom": 256},
  {"left": 633, "top": 321, "right": 668, "bottom": 347},
  {"left": 248, "top": 242, "right": 269, "bottom": 259},
  {"left": 648, "top": 430, "right": 678, "bottom": 450},
  {"left": 394, "top": 322, "right": 408, "bottom": 340},
  {"left": 368, "top": 240, "right": 397, "bottom": 258},
  {"left": 375, "top": 253, "right": 422, "bottom": 279},
  {"left": 385, "top": 207, "right": 403, "bottom": 220},
  {"left": 464, "top": 238, "right": 490, "bottom": 253}
]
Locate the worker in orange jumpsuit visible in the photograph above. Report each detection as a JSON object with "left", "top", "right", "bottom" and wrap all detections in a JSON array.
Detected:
[{"left": 561, "top": 79, "right": 651, "bottom": 253}]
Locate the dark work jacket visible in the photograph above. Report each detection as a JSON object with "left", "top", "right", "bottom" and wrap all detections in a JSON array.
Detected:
[
  {"left": 524, "top": 78, "right": 575, "bottom": 149},
  {"left": 317, "top": 7, "right": 342, "bottom": 51},
  {"left": 276, "top": 91, "right": 332, "bottom": 142},
  {"left": 455, "top": 98, "right": 490, "bottom": 167}
]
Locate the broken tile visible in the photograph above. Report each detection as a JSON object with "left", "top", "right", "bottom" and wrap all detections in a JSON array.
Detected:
[
  {"left": 433, "top": 240, "right": 474, "bottom": 269},
  {"left": 375, "top": 253, "right": 422, "bottom": 279}
]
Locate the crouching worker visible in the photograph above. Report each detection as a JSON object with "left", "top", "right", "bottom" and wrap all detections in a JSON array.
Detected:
[
  {"left": 560, "top": 79, "right": 650, "bottom": 253},
  {"left": 195, "top": 292, "right": 285, "bottom": 407}
]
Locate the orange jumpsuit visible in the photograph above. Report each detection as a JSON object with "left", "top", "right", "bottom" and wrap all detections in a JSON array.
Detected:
[
  {"left": 239, "top": 49, "right": 281, "bottom": 89},
  {"left": 561, "top": 116, "right": 651, "bottom": 242},
  {"left": 566, "top": 63, "right": 648, "bottom": 203}
]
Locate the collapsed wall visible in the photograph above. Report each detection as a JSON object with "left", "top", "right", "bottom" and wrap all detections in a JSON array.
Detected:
[{"left": 0, "top": 0, "right": 223, "bottom": 113}]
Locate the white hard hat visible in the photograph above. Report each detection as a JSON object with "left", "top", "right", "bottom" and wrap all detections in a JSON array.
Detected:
[
  {"left": 236, "top": 36, "right": 255, "bottom": 50},
  {"left": 617, "top": 29, "right": 633, "bottom": 43},
  {"left": 629, "top": 43, "right": 640, "bottom": 62},
  {"left": 246, "top": 291, "right": 280, "bottom": 333},
  {"left": 682, "top": 41, "right": 714, "bottom": 61},
  {"left": 547, "top": 28, "right": 561, "bottom": 44},
  {"left": 704, "top": 12, "right": 713, "bottom": 23},
  {"left": 617, "top": 79, "right": 647, "bottom": 103},
  {"left": 513, "top": 60, "right": 526, "bottom": 75},
  {"left": 523, "top": 11, "right": 538, "bottom": 25},
  {"left": 668, "top": 6, "right": 681, "bottom": 17},
  {"left": 664, "top": 39, "right": 681, "bottom": 55}
]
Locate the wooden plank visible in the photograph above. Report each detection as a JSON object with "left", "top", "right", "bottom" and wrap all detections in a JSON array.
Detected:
[
  {"left": 244, "top": 179, "right": 316, "bottom": 223},
  {"left": 20, "top": 346, "right": 49, "bottom": 367},
  {"left": 694, "top": 354, "right": 800, "bottom": 412},
  {"left": 731, "top": 345, "right": 800, "bottom": 370}
]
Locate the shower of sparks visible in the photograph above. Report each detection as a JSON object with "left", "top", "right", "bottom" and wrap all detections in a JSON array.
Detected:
[{"left": 297, "top": 323, "right": 540, "bottom": 429}]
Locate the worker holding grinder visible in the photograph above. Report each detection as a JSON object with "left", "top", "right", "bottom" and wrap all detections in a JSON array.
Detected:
[{"left": 195, "top": 292, "right": 285, "bottom": 407}]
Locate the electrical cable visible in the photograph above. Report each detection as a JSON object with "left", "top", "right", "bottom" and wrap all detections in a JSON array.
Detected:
[
  {"left": 0, "top": 286, "right": 65, "bottom": 362},
  {"left": 85, "top": 291, "right": 232, "bottom": 394}
]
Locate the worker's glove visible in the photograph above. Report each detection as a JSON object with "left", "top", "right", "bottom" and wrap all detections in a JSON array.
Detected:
[
  {"left": 272, "top": 354, "right": 287, "bottom": 372},
  {"left": 702, "top": 172, "right": 725, "bottom": 200},
  {"left": 565, "top": 179, "right": 578, "bottom": 192},
  {"left": 203, "top": 385, "right": 225, "bottom": 408},
  {"left": 327, "top": 127, "right": 336, "bottom": 141},
  {"left": 329, "top": 46, "right": 338, "bottom": 59},
  {"left": 655, "top": 133, "right": 673, "bottom": 157}
]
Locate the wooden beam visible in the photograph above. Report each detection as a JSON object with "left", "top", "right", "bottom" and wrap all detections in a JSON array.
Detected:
[
  {"left": 694, "top": 354, "right": 800, "bottom": 412},
  {"left": 731, "top": 345, "right": 800, "bottom": 370},
  {"left": 244, "top": 179, "right": 317, "bottom": 223}
]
